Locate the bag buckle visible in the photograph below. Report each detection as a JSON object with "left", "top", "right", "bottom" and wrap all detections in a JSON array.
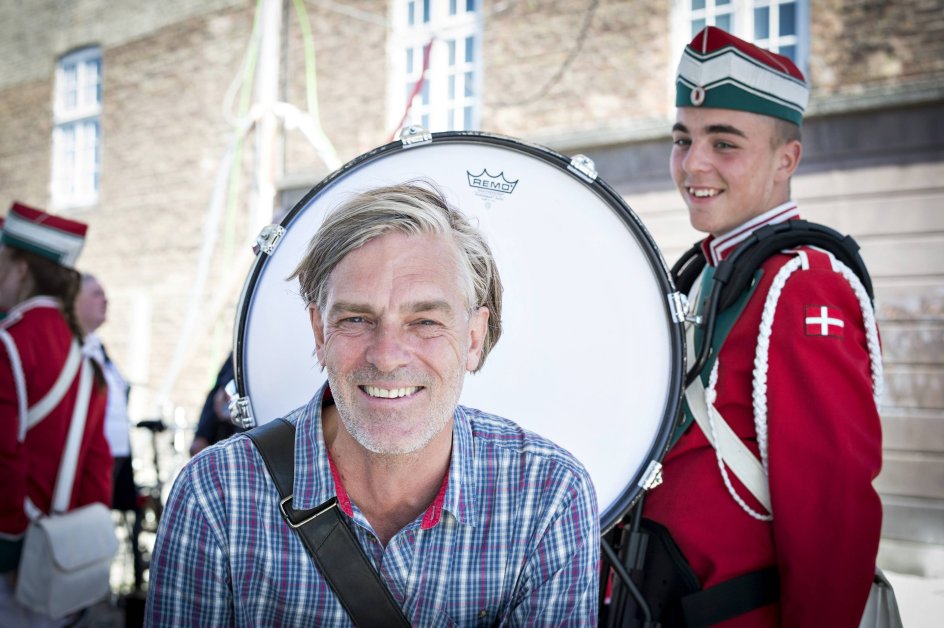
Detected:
[{"left": 279, "top": 496, "right": 338, "bottom": 529}]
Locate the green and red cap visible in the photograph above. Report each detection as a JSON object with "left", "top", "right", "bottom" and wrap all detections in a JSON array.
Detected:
[
  {"left": 1, "top": 202, "right": 88, "bottom": 268},
  {"left": 676, "top": 26, "right": 809, "bottom": 126}
]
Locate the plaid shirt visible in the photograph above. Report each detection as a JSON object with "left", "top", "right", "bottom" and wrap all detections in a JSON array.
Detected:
[{"left": 145, "top": 386, "right": 600, "bottom": 626}]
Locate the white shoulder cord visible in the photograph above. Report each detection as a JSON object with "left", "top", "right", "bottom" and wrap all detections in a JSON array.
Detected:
[
  {"left": 704, "top": 359, "right": 773, "bottom": 521},
  {"left": 699, "top": 252, "right": 883, "bottom": 522},
  {"left": 685, "top": 274, "right": 773, "bottom": 520},
  {"left": 751, "top": 256, "right": 804, "bottom": 474},
  {"left": 750, "top": 251, "right": 884, "bottom": 505}
]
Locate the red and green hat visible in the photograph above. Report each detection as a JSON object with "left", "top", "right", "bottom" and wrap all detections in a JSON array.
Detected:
[
  {"left": 1, "top": 202, "right": 88, "bottom": 268},
  {"left": 676, "top": 26, "right": 809, "bottom": 126}
]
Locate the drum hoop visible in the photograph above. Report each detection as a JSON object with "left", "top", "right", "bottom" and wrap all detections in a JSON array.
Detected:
[{"left": 233, "top": 130, "right": 685, "bottom": 532}]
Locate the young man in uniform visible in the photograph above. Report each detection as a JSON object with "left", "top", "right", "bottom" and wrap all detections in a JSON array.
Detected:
[{"left": 640, "top": 27, "right": 883, "bottom": 626}]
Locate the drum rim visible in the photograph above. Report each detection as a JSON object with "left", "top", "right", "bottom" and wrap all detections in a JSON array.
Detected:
[{"left": 232, "top": 130, "right": 685, "bottom": 533}]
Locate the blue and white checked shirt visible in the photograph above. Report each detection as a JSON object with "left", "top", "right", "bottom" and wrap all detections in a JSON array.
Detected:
[{"left": 145, "top": 386, "right": 600, "bottom": 626}]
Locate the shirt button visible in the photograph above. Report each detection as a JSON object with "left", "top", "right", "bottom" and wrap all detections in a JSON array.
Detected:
[{"left": 478, "top": 610, "right": 487, "bottom": 619}]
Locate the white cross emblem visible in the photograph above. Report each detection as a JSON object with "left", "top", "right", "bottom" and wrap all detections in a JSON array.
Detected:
[{"left": 805, "top": 305, "right": 844, "bottom": 336}]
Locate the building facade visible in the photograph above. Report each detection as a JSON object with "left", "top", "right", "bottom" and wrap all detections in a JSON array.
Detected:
[{"left": 0, "top": 0, "right": 942, "bottom": 573}]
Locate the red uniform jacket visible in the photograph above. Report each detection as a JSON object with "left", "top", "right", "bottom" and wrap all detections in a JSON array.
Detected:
[
  {"left": 645, "top": 244, "right": 883, "bottom": 627},
  {"left": 0, "top": 297, "right": 111, "bottom": 566}
]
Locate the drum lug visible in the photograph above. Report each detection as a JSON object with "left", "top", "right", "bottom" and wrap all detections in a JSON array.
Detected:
[
  {"left": 638, "top": 460, "right": 664, "bottom": 491},
  {"left": 567, "top": 154, "right": 598, "bottom": 183},
  {"left": 398, "top": 125, "right": 433, "bottom": 148},
  {"left": 254, "top": 224, "right": 286, "bottom": 256},
  {"left": 668, "top": 291, "right": 688, "bottom": 324},
  {"left": 229, "top": 397, "right": 256, "bottom": 429},
  {"left": 224, "top": 380, "right": 257, "bottom": 429}
]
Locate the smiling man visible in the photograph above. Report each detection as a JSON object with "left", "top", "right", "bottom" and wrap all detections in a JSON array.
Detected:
[
  {"left": 632, "top": 27, "right": 884, "bottom": 627},
  {"left": 145, "top": 183, "right": 600, "bottom": 626}
]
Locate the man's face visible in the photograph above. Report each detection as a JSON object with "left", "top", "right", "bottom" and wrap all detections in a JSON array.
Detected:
[
  {"left": 670, "top": 107, "right": 799, "bottom": 237},
  {"left": 75, "top": 276, "right": 108, "bottom": 333},
  {"left": 310, "top": 231, "right": 489, "bottom": 456}
]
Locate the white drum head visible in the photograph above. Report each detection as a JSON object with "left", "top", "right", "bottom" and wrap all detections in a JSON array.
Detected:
[{"left": 235, "top": 132, "right": 683, "bottom": 530}]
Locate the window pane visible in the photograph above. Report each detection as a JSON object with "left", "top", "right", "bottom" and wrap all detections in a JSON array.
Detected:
[
  {"left": 421, "top": 81, "right": 429, "bottom": 104},
  {"left": 716, "top": 0, "right": 731, "bottom": 5},
  {"left": 448, "top": 40, "right": 456, "bottom": 66},
  {"left": 422, "top": 0, "right": 430, "bottom": 23},
  {"left": 779, "top": 44, "right": 796, "bottom": 62},
  {"left": 754, "top": 7, "right": 770, "bottom": 39},
  {"left": 83, "top": 58, "right": 101, "bottom": 106},
  {"left": 465, "top": 36, "right": 474, "bottom": 63},
  {"left": 421, "top": 113, "right": 429, "bottom": 129},
  {"left": 407, "top": 0, "right": 415, "bottom": 25},
  {"left": 62, "top": 124, "right": 76, "bottom": 155},
  {"left": 692, "top": 18, "right": 706, "bottom": 36},
  {"left": 463, "top": 106, "right": 473, "bottom": 130},
  {"left": 779, "top": 3, "right": 797, "bottom": 36},
  {"left": 63, "top": 64, "right": 78, "bottom": 110},
  {"left": 691, "top": 0, "right": 705, "bottom": 10},
  {"left": 466, "top": 0, "right": 475, "bottom": 12},
  {"left": 448, "top": 75, "right": 456, "bottom": 100},
  {"left": 447, "top": 107, "right": 456, "bottom": 131},
  {"left": 464, "top": 71, "right": 474, "bottom": 97},
  {"left": 715, "top": 13, "right": 731, "bottom": 32},
  {"left": 406, "top": 48, "right": 413, "bottom": 74},
  {"left": 450, "top": 0, "right": 457, "bottom": 15}
]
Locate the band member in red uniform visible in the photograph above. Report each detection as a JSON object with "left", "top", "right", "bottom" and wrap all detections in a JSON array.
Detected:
[
  {"left": 640, "top": 28, "right": 884, "bottom": 627},
  {"left": 0, "top": 202, "right": 111, "bottom": 625}
]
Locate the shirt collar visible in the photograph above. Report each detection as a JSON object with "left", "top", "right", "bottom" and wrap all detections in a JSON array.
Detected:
[
  {"left": 700, "top": 202, "right": 800, "bottom": 266},
  {"left": 291, "top": 383, "right": 476, "bottom": 529},
  {"left": 291, "top": 384, "right": 337, "bottom": 510}
]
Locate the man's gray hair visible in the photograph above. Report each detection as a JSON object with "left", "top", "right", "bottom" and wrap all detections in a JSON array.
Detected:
[{"left": 290, "top": 182, "right": 503, "bottom": 372}]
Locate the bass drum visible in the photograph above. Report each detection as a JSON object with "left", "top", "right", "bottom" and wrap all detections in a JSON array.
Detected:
[{"left": 234, "top": 131, "right": 684, "bottom": 531}]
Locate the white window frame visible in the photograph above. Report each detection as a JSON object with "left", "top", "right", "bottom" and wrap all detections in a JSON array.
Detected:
[
  {"left": 52, "top": 46, "right": 102, "bottom": 209},
  {"left": 389, "top": 0, "right": 482, "bottom": 133},
  {"left": 671, "top": 0, "right": 809, "bottom": 76}
]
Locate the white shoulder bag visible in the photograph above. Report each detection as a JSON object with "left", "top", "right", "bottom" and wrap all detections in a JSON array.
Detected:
[{"left": 14, "top": 356, "right": 118, "bottom": 619}]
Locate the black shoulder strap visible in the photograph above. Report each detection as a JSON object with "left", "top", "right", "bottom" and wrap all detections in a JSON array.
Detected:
[
  {"left": 246, "top": 419, "right": 412, "bottom": 627},
  {"left": 674, "top": 220, "right": 874, "bottom": 387},
  {"left": 717, "top": 219, "right": 873, "bottom": 311},
  {"left": 673, "top": 220, "right": 873, "bottom": 310},
  {"left": 670, "top": 241, "right": 707, "bottom": 297},
  {"left": 680, "top": 567, "right": 779, "bottom": 626}
]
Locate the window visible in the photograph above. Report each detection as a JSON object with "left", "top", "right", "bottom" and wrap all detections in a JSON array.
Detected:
[
  {"left": 52, "top": 47, "right": 102, "bottom": 208},
  {"left": 391, "top": 0, "right": 481, "bottom": 133},
  {"left": 675, "top": 0, "right": 807, "bottom": 69}
]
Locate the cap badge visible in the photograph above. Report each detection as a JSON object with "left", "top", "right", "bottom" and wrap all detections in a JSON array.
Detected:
[{"left": 690, "top": 85, "right": 706, "bottom": 106}]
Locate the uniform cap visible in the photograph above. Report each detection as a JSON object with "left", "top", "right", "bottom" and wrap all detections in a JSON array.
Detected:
[
  {"left": 1, "top": 202, "right": 88, "bottom": 268},
  {"left": 676, "top": 26, "right": 809, "bottom": 126}
]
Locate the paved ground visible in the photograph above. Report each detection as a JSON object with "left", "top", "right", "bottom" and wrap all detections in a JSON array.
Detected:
[{"left": 887, "top": 571, "right": 944, "bottom": 627}]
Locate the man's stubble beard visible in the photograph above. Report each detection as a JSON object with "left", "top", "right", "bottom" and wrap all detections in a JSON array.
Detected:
[{"left": 327, "top": 364, "right": 465, "bottom": 456}]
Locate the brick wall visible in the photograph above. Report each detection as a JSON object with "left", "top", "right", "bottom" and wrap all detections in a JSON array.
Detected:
[
  {"left": 0, "top": 80, "right": 53, "bottom": 210},
  {"left": 92, "top": 6, "right": 255, "bottom": 417},
  {"left": 281, "top": 0, "right": 389, "bottom": 181},
  {"left": 483, "top": 0, "right": 674, "bottom": 140},
  {"left": 810, "top": 0, "right": 944, "bottom": 95}
]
